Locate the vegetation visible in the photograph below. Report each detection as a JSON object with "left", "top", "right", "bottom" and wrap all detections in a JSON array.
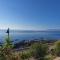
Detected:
[
  {"left": 0, "top": 35, "right": 60, "bottom": 60},
  {"left": 31, "top": 43, "right": 48, "bottom": 60},
  {"left": 44, "top": 54, "right": 55, "bottom": 60},
  {"left": 21, "top": 51, "right": 31, "bottom": 60},
  {"left": 0, "top": 37, "right": 13, "bottom": 60},
  {"left": 53, "top": 41, "right": 60, "bottom": 56}
]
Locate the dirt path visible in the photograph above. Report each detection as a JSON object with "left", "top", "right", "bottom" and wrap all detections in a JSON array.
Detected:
[{"left": 54, "top": 57, "right": 60, "bottom": 60}]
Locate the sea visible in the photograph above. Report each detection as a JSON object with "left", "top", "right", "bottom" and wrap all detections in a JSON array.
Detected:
[{"left": 0, "top": 30, "right": 60, "bottom": 44}]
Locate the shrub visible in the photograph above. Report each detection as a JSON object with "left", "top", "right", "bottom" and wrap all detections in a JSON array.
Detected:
[
  {"left": 20, "top": 51, "right": 32, "bottom": 60},
  {"left": 0, "top": 37, "right": 13, "bottom": 60},
  {"left": 44, "top": 55, "right": 55, "bottom": 60},
  {"left": 54, "top": 41, "right": 60, "bottom": 56},
  {"left": 31, "top": 43, "right": 48, "bottom": 59}
]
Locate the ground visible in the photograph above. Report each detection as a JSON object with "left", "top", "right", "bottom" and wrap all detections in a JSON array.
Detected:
[{"left": 54, "top": 57, "right": 60, "bottom": 60}]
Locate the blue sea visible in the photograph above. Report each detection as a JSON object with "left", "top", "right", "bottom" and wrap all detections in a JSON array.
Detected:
[{"left": 0, "top": 30, "right": 60, "bottom": 43}]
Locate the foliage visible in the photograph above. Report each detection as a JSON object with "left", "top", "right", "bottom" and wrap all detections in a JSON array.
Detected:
[
  {"left": 20, "top": 50, "right": 32, "bottom": 60},
  {"left": 3, "top": 37, "right": 13, "bottom": 48},
  {"left": 54, "top": 41, "right": 60, "bottom": 56},
  {"left": 31, "top": 43, "right": 48, "bottom": 59},
  {"left": 44, "top": 55, "right": 55, "bottom": 60},
  {"left": 0, "top": 37, "right": 13, "bottom": 60}
]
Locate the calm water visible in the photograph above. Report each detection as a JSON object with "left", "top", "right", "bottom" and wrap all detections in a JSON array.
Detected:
[{"left": 0, "top": 30, "right": 60, "bottom": 43}]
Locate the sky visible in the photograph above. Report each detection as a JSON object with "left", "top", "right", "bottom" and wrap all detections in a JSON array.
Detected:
[{"left": 0, "top": 0, "right": 60, "bottom": 30}]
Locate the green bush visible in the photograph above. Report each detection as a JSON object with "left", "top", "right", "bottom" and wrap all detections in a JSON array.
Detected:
[
  {"left": 31, "top": 43, "right": 48, "bottom": 59},
  {"left": 0, "top": 37, "right": 13, "bottom": 60},
  {"left": 54, "top": 41, "right": 60, "bottom": 56},
  {"left": 44, "top": 55, "right": 54, "bottom": 60},
  {"left": 21, "top": 51, "right": 32, "bottom": 60}
]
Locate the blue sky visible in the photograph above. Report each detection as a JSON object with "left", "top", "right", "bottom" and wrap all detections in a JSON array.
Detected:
[{"left": 0, "top": 0, "right": 60, "bottom": 30}]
